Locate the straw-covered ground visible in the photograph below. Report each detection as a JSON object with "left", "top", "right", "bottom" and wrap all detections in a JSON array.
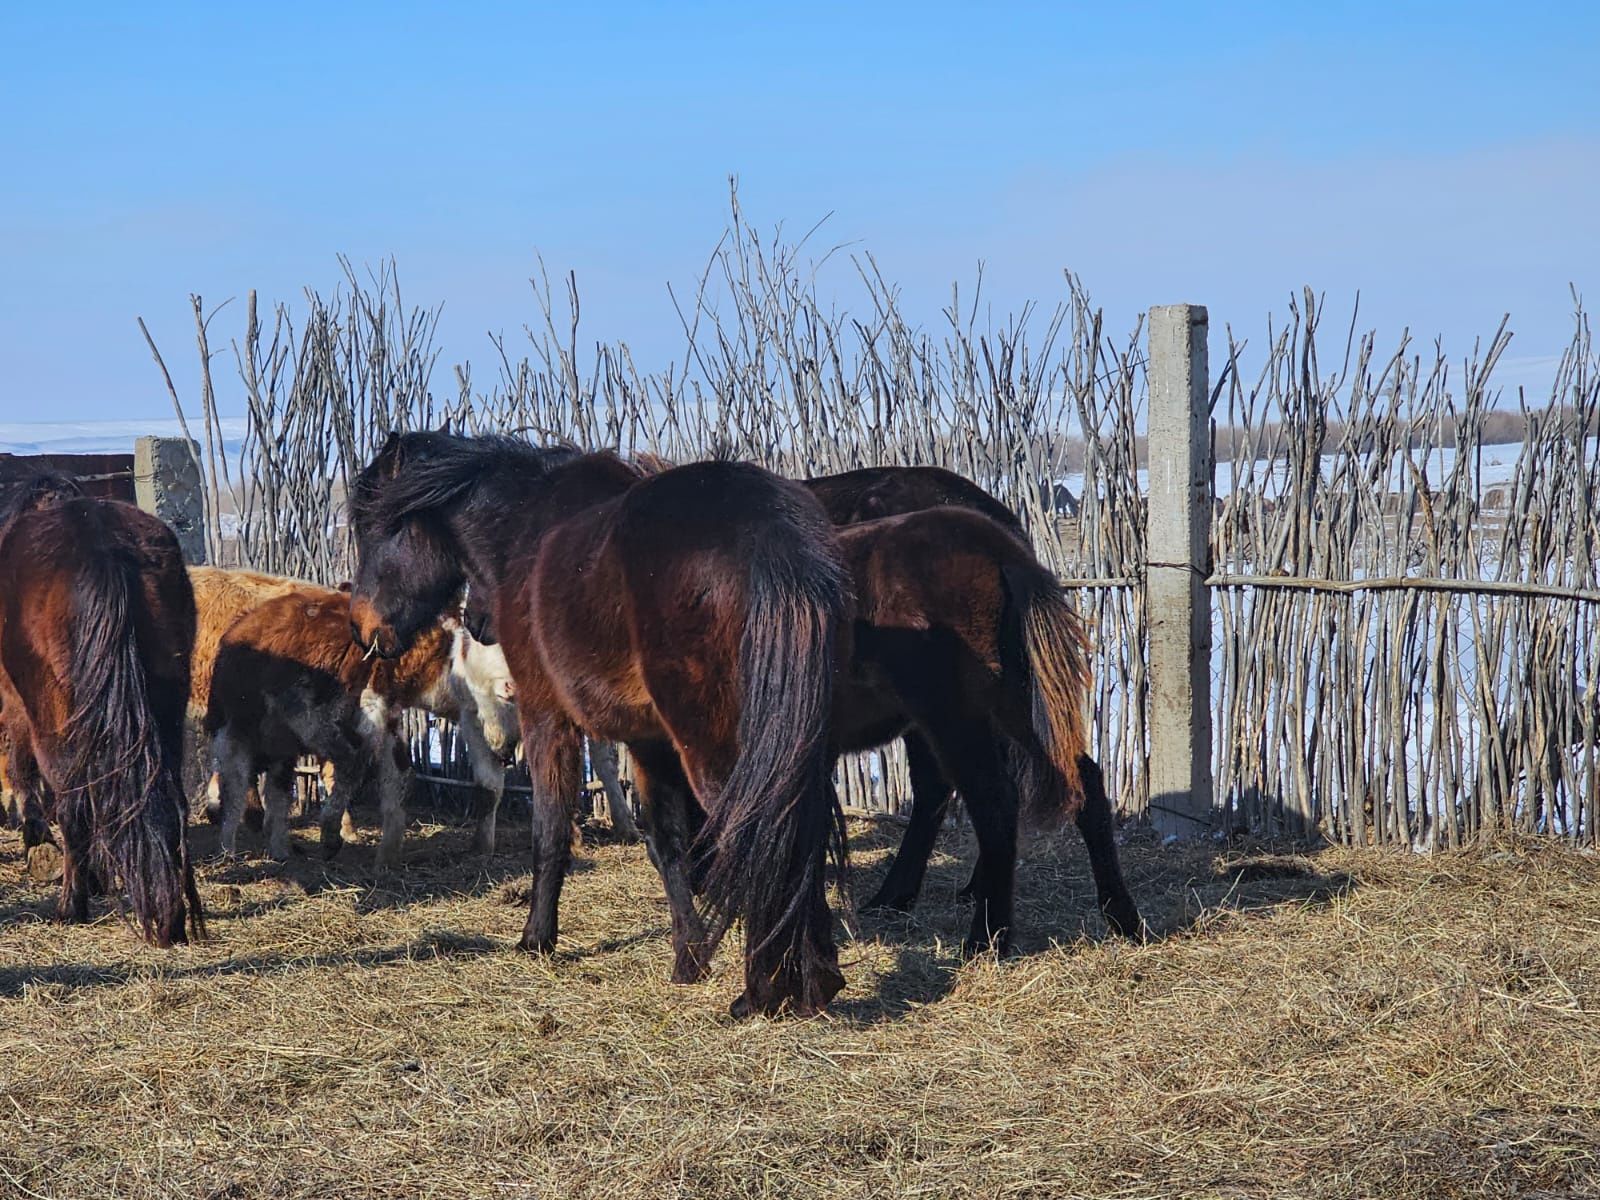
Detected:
[{"left": 1, "top": 806, "right": 1597, "bottom": 1200}]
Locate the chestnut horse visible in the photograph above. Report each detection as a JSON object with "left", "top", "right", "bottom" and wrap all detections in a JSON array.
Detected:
[
  {"left": 348, "top": 432, "right": 852, "bottom": 1018},
  {"left": 207, "top": 583, "right": 517, "bottom": 865},
  {"left": 0, "top": 470, "right": 204, "bottom": 944}
]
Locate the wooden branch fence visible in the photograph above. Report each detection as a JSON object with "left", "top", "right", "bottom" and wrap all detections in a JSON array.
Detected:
[{"left": 145, "top": 212, "right": 1600, "bottom": 846}]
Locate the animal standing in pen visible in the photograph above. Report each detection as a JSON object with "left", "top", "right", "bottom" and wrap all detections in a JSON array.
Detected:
[
  {"left": 0, "top": 469, "right": 205, "bottom": 944},
  {"left": 184, "top": 565, "right": 309, "bottom": 809},
  {"left": 470, "top": 458, "right": 1137, "bottom": 948},
  {"left": 349, "top": 432, "right": 851, "bottom": 1018},
  {"left": 206, "top": 582, "right": 518, "bottom": 865}
]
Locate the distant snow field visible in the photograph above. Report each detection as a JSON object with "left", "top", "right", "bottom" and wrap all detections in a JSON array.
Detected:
[{"left": 0, "top": 417, "right": 248, "bottom": 461}]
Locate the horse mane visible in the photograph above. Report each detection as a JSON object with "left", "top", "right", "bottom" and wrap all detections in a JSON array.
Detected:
[
  {"left": 348, "top": 431, "right": 582, "bottom": 531},
  {"left": 632, "top": 451, "right": 677, "bottom": 477},
  {"left": 0, "top": 467, "right": 83, "bottom": 532}
]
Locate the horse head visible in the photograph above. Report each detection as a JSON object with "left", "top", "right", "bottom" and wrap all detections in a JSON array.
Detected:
[{"left": 348, "top": 432, "right": 469, "bottom": 659}]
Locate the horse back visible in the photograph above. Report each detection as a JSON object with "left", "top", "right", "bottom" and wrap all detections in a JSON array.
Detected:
[
  {"left": 804, "top": 465, "right": 1026, "bottom": 538},
  {"left": 187, "top": 566, "right": 307, "bottom": 711}
]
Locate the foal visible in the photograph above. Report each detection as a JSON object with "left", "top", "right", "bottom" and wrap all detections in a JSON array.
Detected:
[{"left": 207, "top": 583, "right": 516, "bottom": 864}]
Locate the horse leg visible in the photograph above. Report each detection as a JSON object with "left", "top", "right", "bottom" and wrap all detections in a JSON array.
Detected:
[
  {"left": 374, "top": 727, "right": 409, "bottom": 870},
  {"left": 7, "top": 740, "right": 55, "bottom": 853},
  {"left": 518, "top": 716, "right": 581, "bottom": 954},
  {"left": 212, "top": 727, "right": 253, "bottom": 859},
  {"left": 55, "top": 801, "right": 93, "bottom": 924},
  {"left": 261, "top": 760, "right": 296, "bottom": 861},
  {"left": 629, "top": 741, "right": 714, "bottom": 983},
  {"left": 319, "top": 738, "right": 369, "bottom": 859},
  {"left": 910, "top": 716, "right": 1018, "bottom": 957},
  {"left": 1073, "top": 754, "right": 1142, "bottom": 939},
  {"left": 864, "top": 730, "right": 954, "bottom": 912},
  {"left": 955, "top": 735, "right": 1019, "bottom": 957},
  {"left": 457, "top": 706, "right": 505, "bottom": 857},
  {"left": 590, "top": 740, "right": 641, "bottom": 842}
]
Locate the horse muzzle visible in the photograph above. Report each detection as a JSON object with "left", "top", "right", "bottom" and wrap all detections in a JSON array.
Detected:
[{"left": 349, "top": 598, "right": 403, "bottom": 660}]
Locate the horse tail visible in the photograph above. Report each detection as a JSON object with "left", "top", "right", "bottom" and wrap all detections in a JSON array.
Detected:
[
  {"left": 1002, "top": 562, "right": 1094, "bottom": 829},
  {"left": 58, "top": 548, "right": 203, "bottom": 945},
  {"left": 696, "top": 526, "right": 851, "bottom": 1015}
]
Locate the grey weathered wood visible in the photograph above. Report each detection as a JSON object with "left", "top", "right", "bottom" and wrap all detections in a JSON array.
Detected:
[
  {"left": 1145, "top": 304, "right": 1214, "bottom": 836},
  {"left": 133, "top": 436, "right": 207, "bottom": 564}
]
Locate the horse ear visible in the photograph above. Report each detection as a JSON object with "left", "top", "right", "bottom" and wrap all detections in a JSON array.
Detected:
[{"left": 378, "top": 431, "right": 404, "bottom": 477}]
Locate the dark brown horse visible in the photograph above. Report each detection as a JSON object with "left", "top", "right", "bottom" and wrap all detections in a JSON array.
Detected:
[
  {"left": 348, "top": 433, "right": 851, "bottom": 1017},
  {"left": 804, "top": 464, "right": 1028, "bottom": 540},
  {"left": 675, "top": 462, "right": 1131, "bottom": 942},
  {"left": 460, "top": 458, "right": 1139, "bottom": 951},
  {"left": 0, "top": 471, "right": 204, "bottom": 945},
  {"left": 800, "top": 465, "right": 1029, "bottom": 916},
  {"left": 828, "top": 506, "right": 1139, "bottom": 950}
]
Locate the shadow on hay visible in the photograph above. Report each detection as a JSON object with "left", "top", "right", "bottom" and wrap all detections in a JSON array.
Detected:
[
  {"left": 181, "top": 813, "right": 596, "bottom": 915},
  {"left": 0, "top": 928, "right": 501, "bottom": 999},
  {"left": 831, "top": 815, "right": 1357, "bottom": 1022}
]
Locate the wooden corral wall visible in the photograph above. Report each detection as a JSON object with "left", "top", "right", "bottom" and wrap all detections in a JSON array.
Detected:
[{"left": 0, "top": 452, "right": 135, "bottom": 502}]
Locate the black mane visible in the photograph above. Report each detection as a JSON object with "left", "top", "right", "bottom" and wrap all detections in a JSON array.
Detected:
[
  {"left": 0, "top": 467, "right": 84, "bottom": 533},
  {"left": 348, "top": 431, "right": 582, "bottom": 532}
]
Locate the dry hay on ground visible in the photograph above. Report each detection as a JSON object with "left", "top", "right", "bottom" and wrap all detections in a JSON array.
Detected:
[{"left": 1, "top": 811, "right": 1598, "bottom": 1200}]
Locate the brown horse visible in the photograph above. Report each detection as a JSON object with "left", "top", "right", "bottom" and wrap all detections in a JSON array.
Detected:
[
  {"left": 827, "top": 506, "right": 1139, "bottom": 950},
  {"left": 459, "top": 458, "right": 1139, "bottom": 952},
  {"left": 182, "top": 565, "right": 310, "bottom": 816},
  {"left": 804, "top": 464, "right": 1028, "bottom": 539},
  {"left": 0, "top": 470, "right": 204, "bottom": 945},
  {"left": 562, "top": 490, "right": 1138, "bottom": 954},
  {"left": 207, "top": 582, "right": 518, "bottom": 864},
  {"left": 348, "top": 432, "right": 852, "bottom": 1017}
]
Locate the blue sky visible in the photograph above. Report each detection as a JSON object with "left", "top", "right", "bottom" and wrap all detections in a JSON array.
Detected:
[{"left": 1, "top": 2, "right": 1596, "bottom": 421}]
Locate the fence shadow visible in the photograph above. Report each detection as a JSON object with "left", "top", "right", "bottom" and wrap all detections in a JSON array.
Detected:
[
  {"left": 0, "top": 929, "right": 502, "bottom": 1001},
  {"left": 180, "top": 813, "right": 598, "bottom": 914},
  {"left": 832, "top": 815, "right": 1357, "bottom": 1023}
]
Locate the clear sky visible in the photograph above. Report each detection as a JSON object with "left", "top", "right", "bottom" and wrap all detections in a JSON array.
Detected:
[{"left": 2, "top": 2, "right": 1596, "bottom": 421}]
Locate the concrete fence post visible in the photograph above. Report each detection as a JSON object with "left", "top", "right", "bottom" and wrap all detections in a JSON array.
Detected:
[
  {"left": 134, "top": 436, "right": 208, "bottom": 564},
  {"left": 1145, "top": 305, "right": 1213, "bottom": 836}
]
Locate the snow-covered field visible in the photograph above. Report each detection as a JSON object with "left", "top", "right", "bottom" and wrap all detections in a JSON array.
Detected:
[{"left": 0, "top": 417, "right": 248, "bottom": 466}]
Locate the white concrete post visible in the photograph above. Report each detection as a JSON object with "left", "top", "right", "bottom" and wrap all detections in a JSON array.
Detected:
[
  {"left": 134, "top": 436, "right": 208, "bottom": 564},
  {"left": 1146, "top": 305, "right": 1213, "bottom": 835}
]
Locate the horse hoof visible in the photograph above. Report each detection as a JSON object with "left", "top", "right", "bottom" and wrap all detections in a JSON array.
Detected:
[
  {"left": 26, "top": 843, "right": 63, "bottom": 884},
  {"left": 671, "top": 950, "right": 712, "bottom": 985},
  {"left": 962, "top": 933, "right": 1012, "bottom": 960},
  {"left": 1106, "top": 903, "right": 1148, "bottom": 943},
  {"left": 728, "top": 992, "right": 753, "bottom": 1021},
  {"left": 518, "top": 934, "right": 556, "bottom": 956},
  {"left": 321, "top": 839, "right": 343, "bottom": 860},
  {"left": 862, "top": 889, "right": 916, "bottom": 914}
]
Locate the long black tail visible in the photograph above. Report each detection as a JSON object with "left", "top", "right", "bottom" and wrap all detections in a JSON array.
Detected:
[
  {"left": 696, "top": 532, "right": 851, "bottom": 1015},
  {"left": 58, "top": 549, "right": 203, "bottom": 945}
]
